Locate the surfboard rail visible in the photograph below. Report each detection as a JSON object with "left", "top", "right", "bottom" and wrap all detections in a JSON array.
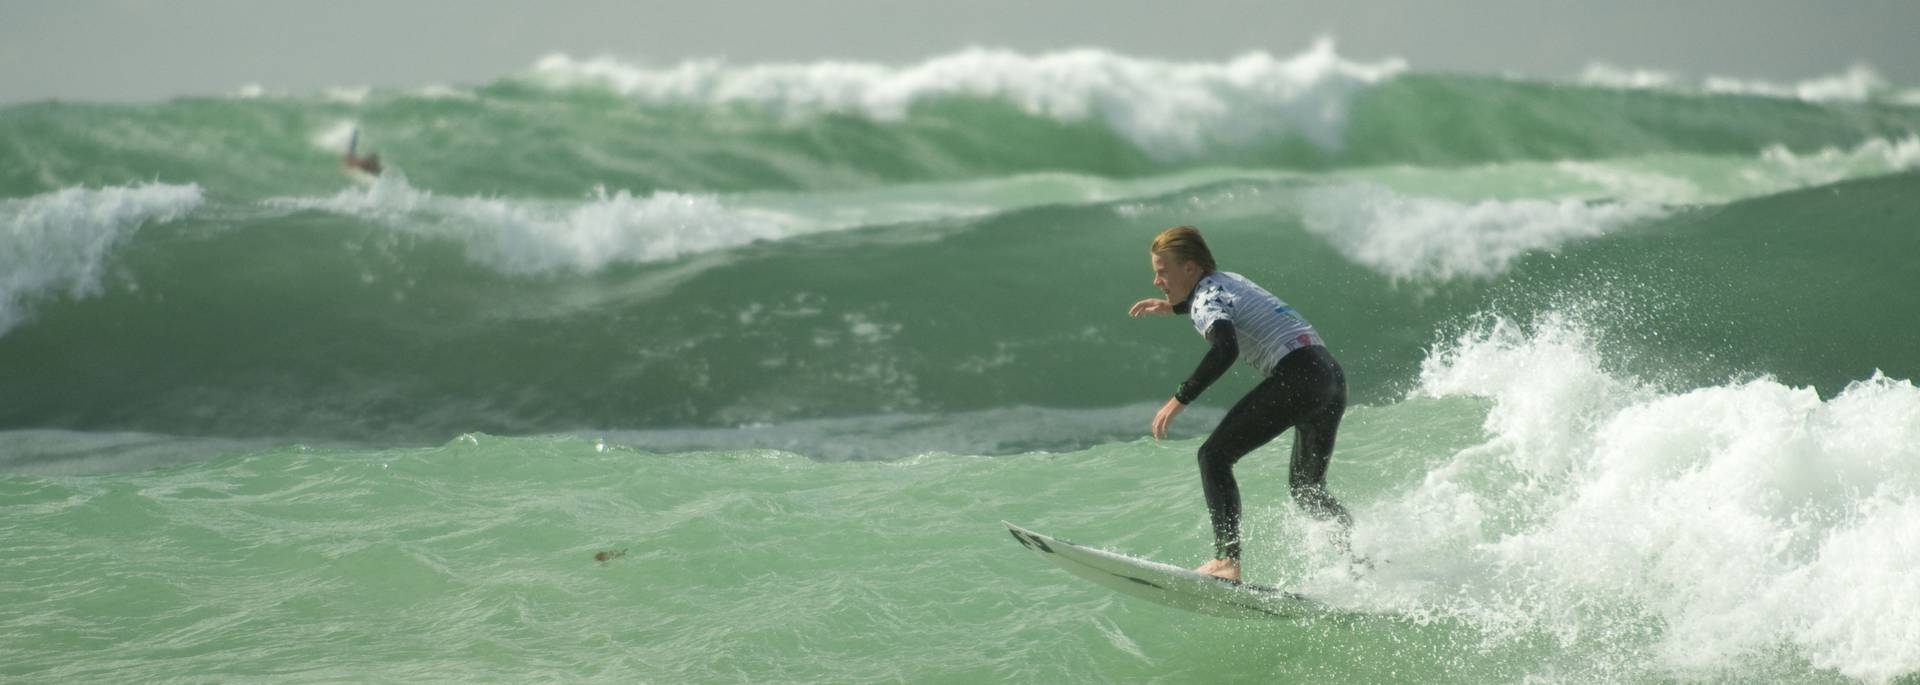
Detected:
[{"left": 1003, "top": 521, "right": 1328, "bottom": 620}]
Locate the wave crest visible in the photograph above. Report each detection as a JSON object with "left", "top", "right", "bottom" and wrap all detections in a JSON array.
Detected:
[
  {"left": 1, "top": 183, "right": 204, "bottom": 334},
  {"left": 526, "top": 37, "right": 1407, "bottom": 157},
  {"left": 1299, "top": 184, "right": 1669, "bottom": 282},
  {"left": 1580, "top": 61, "right": 1920, "bottom": 104}
]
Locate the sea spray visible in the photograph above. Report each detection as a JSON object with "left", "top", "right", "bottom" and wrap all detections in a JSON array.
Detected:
[
  {"left": 1351, "top": 314, "right": 1920, "bottom": 682},
  {"left": 0, "top": 183, "right": 203, "bottom": 333}
]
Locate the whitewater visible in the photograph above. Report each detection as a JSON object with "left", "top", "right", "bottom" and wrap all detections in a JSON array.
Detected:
[{"left": 3, "top": 42, "right": 1919, "bottom": 683}]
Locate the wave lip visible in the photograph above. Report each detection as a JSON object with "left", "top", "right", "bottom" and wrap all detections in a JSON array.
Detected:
[
  {"left": 1754, "top": 134, "right": 1920, "bottom": 186},
  {"left": 268, "top": 175, "right": 797, "bottom": 274},
  {"left": 526, "top": 37, "right": 1407, "bottom": 157},
  {"left": 262, "top": 170, "right": 1283, "bottom": 276},
  {"left": 1, "top": 183, "right": 203, "bottom": 335},
  {"left": 1299, "top": 183, "right": 1669, "bottom": 282},
  {"left": 1580, "top": 61, "right": 1920, "bottom": 105}
]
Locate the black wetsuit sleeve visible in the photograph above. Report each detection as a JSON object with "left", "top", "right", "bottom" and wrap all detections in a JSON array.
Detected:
[{"left": 1174, "top": 321, "right": 1237, "bottom": 405}]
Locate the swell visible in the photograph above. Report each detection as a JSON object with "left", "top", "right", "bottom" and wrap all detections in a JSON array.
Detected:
[
  {"left": 1, "top": 172, "right": 1914, "bottom": 443},
  {"left": 5, "top": 70, "right": 1918, "bottom": 200}
]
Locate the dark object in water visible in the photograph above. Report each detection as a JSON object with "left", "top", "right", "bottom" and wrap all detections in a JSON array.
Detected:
[
  {"left": 344, "top": 128, "right": 383, "bottom": 175},
  {"left": 594, "top": 549, "right": 627, "bottom": 563}
]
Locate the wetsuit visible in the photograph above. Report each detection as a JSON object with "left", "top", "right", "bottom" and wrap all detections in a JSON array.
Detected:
[{"left": 1172, "top": 272, "right": 1350, "bottom": 560}]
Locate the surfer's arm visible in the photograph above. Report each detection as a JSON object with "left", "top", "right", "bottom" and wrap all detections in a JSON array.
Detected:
[
  {"left": 1175, "top": 321, "right": 1237, "bottom": 405},
  {"left": 1154, "top": 321, "right": 1236, "bottom": 439}
]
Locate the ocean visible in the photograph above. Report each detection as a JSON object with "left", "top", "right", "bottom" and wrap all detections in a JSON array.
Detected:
[{"left": 4, "top": 42, "right": 1919, "bottom": 683}]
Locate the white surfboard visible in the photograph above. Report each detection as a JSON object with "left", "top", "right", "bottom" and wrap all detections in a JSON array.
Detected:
[{"left": 1004, "top": 521, "right": 1327, "bottom": 619}]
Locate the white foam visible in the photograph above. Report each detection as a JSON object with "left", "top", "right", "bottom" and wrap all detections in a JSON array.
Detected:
[
  {"left": 1751, "top": 134, "right": 1920, "bottom": 187},
  {"left": 323, "top": 87, "right": 371, "bottom": 105},
  {"left": 1576, "top": 63, "right": 1680, "bottom": 91},
  {"left": 1704, "top": 64, "right": 1888, "bottom": 102},
  {"left": 0, "top": 183, "right": 204, "bottom": 335},
  {"left": 1298, "top": 183, "right": 1669, "bottom": 282},
  {"left": 267, "top": 170, "right": 1295, "bottom": 275},
  {"left": 268, "top": 175, "right": 797, "bottom": 274},
  {"left": 413, "top": 84, "right": 474, "bottom": 100},
  {"left": 525, "top": 38, "right": 1406, "bottom": 157},
  {"left": 1550, "top": 160, "right": 1701, "bottom": 204},
  {"left": 1335, "top": 133, "right": 1920, "bottom": 211},
  {"left": 1581, "top": 61, "right": 1920, "bottom": 105},
  {"left": 1414, "top": 315, "right": 1647, "bottom": 474},
  {"left": 1371, "top": 316, "right": 1920, "bottom": 681}
]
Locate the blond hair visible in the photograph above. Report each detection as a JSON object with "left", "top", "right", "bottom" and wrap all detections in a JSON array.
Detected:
[{"left": 1150, "top": 225, "right": 1216, "bottom": 272}]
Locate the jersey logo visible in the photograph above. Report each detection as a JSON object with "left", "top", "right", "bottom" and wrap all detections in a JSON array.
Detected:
[{"left": 1200, "top": 286, "right": 1231, "bottom": 311}]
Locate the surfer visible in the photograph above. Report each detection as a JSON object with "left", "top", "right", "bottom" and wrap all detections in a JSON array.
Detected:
[
  {"left": 1128, "top": 225, "right": 1352, "bottom": 583},
  {"left": 343, "top": 128, "right": 382, "bottom": 175}
]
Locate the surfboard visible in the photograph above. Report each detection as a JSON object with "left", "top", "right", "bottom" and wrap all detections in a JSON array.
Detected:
[
  {"left": 342, "top": 167, "right": 379, "bottom": 185},
  {"left": 1004, "top": 521, "right": 1327, "bottom": 619}
]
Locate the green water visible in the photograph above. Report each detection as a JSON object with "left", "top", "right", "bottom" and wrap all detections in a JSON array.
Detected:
[{"left": 5, "top": 47, "right": 1920, "bottom": 683}]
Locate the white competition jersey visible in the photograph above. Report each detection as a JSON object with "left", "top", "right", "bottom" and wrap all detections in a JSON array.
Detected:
[{"left": 1186, "top": 271, "right": 1324, "bottom": 375}]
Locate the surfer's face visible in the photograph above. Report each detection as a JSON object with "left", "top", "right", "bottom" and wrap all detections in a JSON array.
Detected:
[{"left": 1152, "top": 252, "right": 1202, "bottom": 304}]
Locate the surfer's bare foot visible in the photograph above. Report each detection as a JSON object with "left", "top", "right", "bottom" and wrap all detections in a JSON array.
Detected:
[{"left": 1193, "top": 558, "right": 1240, "bottom": 583}]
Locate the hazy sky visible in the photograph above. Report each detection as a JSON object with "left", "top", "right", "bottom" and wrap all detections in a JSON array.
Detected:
[{"left": 4, "top": 0, "right": 1919, "bottom": 104}]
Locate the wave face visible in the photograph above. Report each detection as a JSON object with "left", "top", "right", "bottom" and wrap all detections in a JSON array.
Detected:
[
  {"left": 2, "top": 167, "right": 1914, "bottom": 444},
  {"left": 3, "top": 43, "right": 1920, "bottom": 683}
]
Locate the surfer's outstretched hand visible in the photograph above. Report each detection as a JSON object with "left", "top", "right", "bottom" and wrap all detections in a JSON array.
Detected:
[
  {"left": 1152, "top": 396, "right": 1185, "bottom": 440},
  {"left": 1129, "top": 298, "right": 1173, "bottom": 317}
]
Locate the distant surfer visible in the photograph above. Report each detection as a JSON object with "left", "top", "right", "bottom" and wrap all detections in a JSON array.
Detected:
[
  {"left": 343, "top": 128, "right": 382, "bottom": 175},
  {"left": 1128, "top": 225, "right": 1352, "bottom": 583}
]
